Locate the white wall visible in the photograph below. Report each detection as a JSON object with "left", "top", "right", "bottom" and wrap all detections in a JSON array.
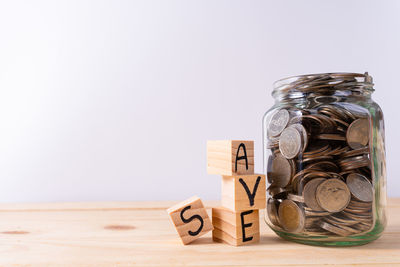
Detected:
[{"left": 0, "top": 0, "right": 399, "bottom": 202}]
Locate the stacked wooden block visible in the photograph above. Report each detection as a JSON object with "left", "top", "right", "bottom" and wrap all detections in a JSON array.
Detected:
[
  {"left": 207, "top": 140, "right": 266, "bottom": 246},
  {"left": 166, "top": 140, "right": 265, "bottom": 246}
]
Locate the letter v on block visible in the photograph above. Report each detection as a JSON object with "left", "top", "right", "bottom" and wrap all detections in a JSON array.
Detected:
[{"left": 221, "top": 174, "right": 266, "bottom": 211}]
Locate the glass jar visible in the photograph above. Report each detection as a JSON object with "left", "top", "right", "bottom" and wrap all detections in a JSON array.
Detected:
[{"left": 263, "top": 72, "right": 387, "bottom": 246}]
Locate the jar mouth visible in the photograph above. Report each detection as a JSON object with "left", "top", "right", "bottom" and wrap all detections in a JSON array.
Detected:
[{"left": 272, "top": 72, "right": 374, "bottom": 99}]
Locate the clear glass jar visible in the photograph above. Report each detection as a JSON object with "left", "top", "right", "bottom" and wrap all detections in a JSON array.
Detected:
[{"left": 263, "top": 72, "right": 387, "bottom": 246}]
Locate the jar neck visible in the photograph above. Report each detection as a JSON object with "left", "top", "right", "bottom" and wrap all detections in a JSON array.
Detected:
[{"left": 272, "top": 72, "right": 374, "bottom": 103}]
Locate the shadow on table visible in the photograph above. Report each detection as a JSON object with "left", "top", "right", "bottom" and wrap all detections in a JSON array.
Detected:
[{"left": 190, "top": 235, "right": 287, "bottom": 246}]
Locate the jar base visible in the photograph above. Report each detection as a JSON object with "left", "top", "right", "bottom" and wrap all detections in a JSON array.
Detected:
[{"left": 272, "top": 221, "right": 385, "bottom": 247}]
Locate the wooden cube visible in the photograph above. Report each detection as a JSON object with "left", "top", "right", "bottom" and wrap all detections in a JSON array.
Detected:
[
  {"left": 222, "top": 174, "right": 266, "bottom": 211},
  {"left": 167, "top": 196, "right": 213, "bottom": 245},
  {"left": 207, "top": 140, "right": 254, "bottom": 176},
  {"left": 212, "top": 206, "right": 260, "bottom": 246}
]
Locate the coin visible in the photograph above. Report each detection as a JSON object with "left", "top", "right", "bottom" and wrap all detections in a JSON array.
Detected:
[
  {"left": 304, "top": 216, "right": 321, "bottom": 228},
  {"left": 304, "top": 209, "right": 332, "bottom": 217},
  {"left": 268, "top": 109, "right": 290, "bottom": 137},
  {"left": 347, "top": 198, "right": 372, "bottom": 208},
  {"left": 279, "top": 126, "right": 302, "bottom": 159},
  {"left": 266, "top": 155, "right": 274, "bottom": 183},
  {"left": 287, "top": 193, "right": 305, "bottom": 203},
  {"left": 291, "top": 123, "right": 308, "bottom": 152},
  {"left": 301, "top": 155, "right": 333, "bottom": 164},
  {"left": 278, "top": 199, "right": 305, "bottom": 233},
  {"left": 315, "top": 179, "right": 351, "bottom": 212},
  {"left": 306, "top": 161, "right": 338, "bottom": 173},
  {"left": 339, "top": 155, "right": 370, "bottom": 171},
  {"left": 269, "top": 154, "right": 292, "bottom": 187},
  {"left": 267, "top": 185, "right": 288, "bottom": 199},
  {"left": 341, "top": 146, "right": 369, "bottom": 158},
  {"left": 320, "top": 221, "right": 352, "bottom": 236},
  {"left": 325, "top": 215, "right": 358, "bottom": 226},
  {"left": 304, "top": 142, "right": 330, "bottom": 157},
  {"left": 265, "top": 73, "right": 376, "bottom": 237},
  {"left": 267, "top": 198, "right": 281, "bottom": 227},
  {"left": 266, "top": 137, "right": 280, "bottom": 149},
  {"left": 327, "top": 146, "right": 349, "bottom": 156},
  {"left": 303, "top": 178, "right": 326, "bottom": 211},
  {"left": 316, "top": 134, "right": 346, "bottom": 141},
  {"left": 346, "top": 119, "right": 370, "bottom": 149},
  {"left": 346, "top": 173, "right": 373, "bottom": 202}
]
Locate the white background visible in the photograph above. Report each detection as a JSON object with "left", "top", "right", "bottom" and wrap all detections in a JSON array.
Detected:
[{"left": 0, "top": 0, "right": 399, "bottom": 202}]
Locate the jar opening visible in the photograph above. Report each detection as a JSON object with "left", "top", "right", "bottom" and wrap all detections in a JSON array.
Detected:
[{"left": 272, "top": 72, "right": 374, "bottom": 100}]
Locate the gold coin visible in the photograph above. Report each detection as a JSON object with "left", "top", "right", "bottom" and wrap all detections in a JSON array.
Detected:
[
  {"left": 269, "top": 154, "right": 292, "bottom": 187},
  {"left": 278, "top": 200, "right": 305, "bottom": 233},
  {"left": 267, "top": 198, "right": 281, "bottom": 227},
  {"left": 316, "top": 179, "right": 351, "bottom": 212},
  {"left": 346, "top": 118, "right": 370, "bottom": 149}
]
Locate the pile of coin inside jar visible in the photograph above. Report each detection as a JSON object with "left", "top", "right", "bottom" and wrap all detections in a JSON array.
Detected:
[{"left": 266, "top": 73, "right": 374, "bottom": 237}]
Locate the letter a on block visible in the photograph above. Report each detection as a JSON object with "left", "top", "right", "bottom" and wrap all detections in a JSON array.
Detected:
[
  {"left": 207, "top": 140, "right": 254, "bottom": 176},
  {"left": 222, "top": 174, "right": 266, "bottom": 211},
  {"left": 167, "top": 196, "right": 213, "bottom": 245}
]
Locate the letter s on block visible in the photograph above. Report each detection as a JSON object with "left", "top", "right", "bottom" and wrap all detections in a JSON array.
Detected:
[{"left": 180, "top": 205, "right": 204, "bottom": 236}]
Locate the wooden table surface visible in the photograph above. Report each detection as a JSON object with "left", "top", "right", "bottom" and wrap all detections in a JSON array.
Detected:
[{"left": 0, "top": 199, "right": 399, "bottom": 266}]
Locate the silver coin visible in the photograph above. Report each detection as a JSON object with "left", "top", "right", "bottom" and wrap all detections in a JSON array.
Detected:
[
  {"left": 279, "top": 125, "right": 302, "bottom": 159},
  {"left": 290, "top": 123, "right": 308, "bottom": 152},
  {"left": 268, "top": 109, "right": 290, "bottom": 137},
  {"left": 346, "top": 173, "right": 373, "bottom": 202},
  {"left": 302, "top": 178, "right": 326, "bottom": 211},
  {"left": 320, "top": 221, "right": 352, "bottom": 236},
  {"left": 315, "top": 179, "right": 351, "bottom": 213}
]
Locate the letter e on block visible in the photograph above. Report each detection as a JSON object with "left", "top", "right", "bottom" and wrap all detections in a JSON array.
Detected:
[
  {"left": 222, "top": 174, "right": 266, "bottom": 211},
  {"left": 207, "top": 140, "right": 254, "bottom": 176},
  {"left": 167, "top": 196, "right": 213, "bottom": 245},
  {"left": 212, "top": 206, "right": 260, "bottom": 246}
]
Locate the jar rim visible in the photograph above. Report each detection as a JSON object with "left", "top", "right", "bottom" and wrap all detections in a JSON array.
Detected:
[{"left": 272, "top": 72, "right": 374, "bottom": 99}]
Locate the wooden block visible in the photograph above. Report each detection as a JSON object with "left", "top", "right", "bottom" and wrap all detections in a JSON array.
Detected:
[
  {"left": 222, "top": 174, "right": 266, "bottom": 211},
  {"left": 207, "top": 140, "right": 254, "bottom": 176},
  {"left": 212, "top": 207, "right": 259, "bottom": 246},
  {"left": 166, "top": 196, "right": 213, "bottom": 245}
]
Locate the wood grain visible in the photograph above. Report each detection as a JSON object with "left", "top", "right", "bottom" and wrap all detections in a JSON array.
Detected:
[
  {"left": 222, "top": 174, "right": 266, "bottom": 211},
  {"left": 212, "top": 207, "right": 260, "bottom": 246},
  {"left": 207, "top": 140, "right": 254, "bottom": 176},
  {"left": 0, "top": 199, "right": 399, "bottom": 266},
  {"left": 167, "top": 196, "right": 213, "bottom": 245}
]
